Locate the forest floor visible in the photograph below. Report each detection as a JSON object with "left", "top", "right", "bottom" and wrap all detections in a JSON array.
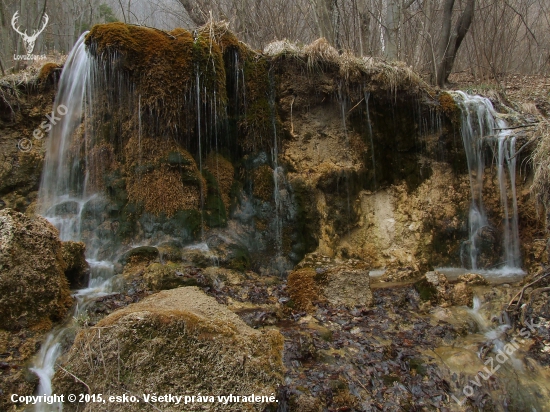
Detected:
[{"left": 448, "top": 72, "right": 550, "bottom": 117}]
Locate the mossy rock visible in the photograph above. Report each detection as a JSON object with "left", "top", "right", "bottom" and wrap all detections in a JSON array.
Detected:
[
  {"left": 61, "top": 241, "right": 90, "bottom": 289},
  {"left": 53, "top": 287, "right": 284, "bottom": 411},
  {"left": 120, "top": 246, "right": 159, "bottom": 266},
  {"left": 37, "top": 62, "right": 63, "bottom": 84},
  {"left": 202, "top": 169, "right": 227, "bottom": 228},
  {"left": 227, "top": 244, "right": 251, "bottom": 271},
  {"left": 290, "top": 254, "right": 373, "bottom": 311},
  {"left": 439, "top": 92, "right": 461, "bottom": 124},
  {"left": 0, "top": 209, "right": 72, "bottom": 330},
  {"left": 142, "top": 262, "right": 199, "bottom": 290},
  {"left": 253, "top": 164, "right": 275, "bottom": 202}
]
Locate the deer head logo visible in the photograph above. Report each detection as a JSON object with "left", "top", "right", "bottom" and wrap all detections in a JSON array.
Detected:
[{"left": 11, "top": 11, "right": 49, "bottom": 55}]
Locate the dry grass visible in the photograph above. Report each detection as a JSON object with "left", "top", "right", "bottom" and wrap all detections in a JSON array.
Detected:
[
  {"left": 264, "top": 37, "right": 428, "bottom": 93},
  {"left": 531, "top": 120, "right": 550, "bottom": 210},
  {"left": 303, "top": 38, "right": 339, "bottom": 67},
  {"left": 124, "top": 136, "right": 204, "bottom": 217},
  {"left": 287, "top": 268, "right": 320, "bottom": 312},
  {"left": 127, "top": 167, "right": 200, "bottom": 217},
  {"left": 53, "top": 287, "right": 284, "bottom": 412},
  {"left": 263, "top": 39, "right": 302, "bottom": 57}
]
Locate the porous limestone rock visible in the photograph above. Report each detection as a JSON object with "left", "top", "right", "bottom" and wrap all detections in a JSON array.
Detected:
[
  {"left": 457, "top": 273, "right": 489, "bottom": 285},
  {"left": 415, "top": 270, "right": 473, "bottom": 307},
  {"left": 288, "top": 253, "right": 372, "bottom": 311},
  {"left": 53, "top": 287, "right": 284, "bottom": 411},
  {"left": 0, "top": 208, "right": 72, "bottom": 330}
]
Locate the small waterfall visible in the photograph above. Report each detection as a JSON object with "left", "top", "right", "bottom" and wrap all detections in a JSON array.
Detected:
[
  {"left": 497, "top": 135, "right": 521, "bottom": 268},
  {"left": 451, "top": 91, "right": 522, "bottom": 271},
  {"left": 31, "top": 33, "right": 116, "bottom": 411},
  {"left": 269, "top": 74, "right": 283, "bottom": 256}
]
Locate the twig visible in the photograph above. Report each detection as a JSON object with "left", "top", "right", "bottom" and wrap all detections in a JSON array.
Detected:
[
  {"left": 506, "top": 271, "right": 550, "bottom": 311},
  {"left": 508, "top": 138, "right": 537, "bottom": 160},
  {"left": 57, "top": 364, "right": 92, "bottom": 393},
  {"left": 494, "top": 123, "right": 538, "bottom": 131},
  {"left": 348, "top": 98, "right": 365, "bottom": 114}
]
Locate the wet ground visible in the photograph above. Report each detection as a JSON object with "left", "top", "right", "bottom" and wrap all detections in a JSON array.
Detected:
[{"left": 80, "top": 265, "right": 550, "bottom": 412}]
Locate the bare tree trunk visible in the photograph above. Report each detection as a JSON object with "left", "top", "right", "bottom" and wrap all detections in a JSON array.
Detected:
[
  {"left": 384, "top": 0, "right": 399, "bottom": 60},
  {"left": 435, "top": 0, "right": 475, "bottom": 87},
  {"left": 384, "top": 0, "right": 416, "bottom": 61},
  {"left": 177, "top": 0, "right": 208, "bottom": 26},
  {"left": 310, "top": 0, "right": 336, "bottom": 45}
]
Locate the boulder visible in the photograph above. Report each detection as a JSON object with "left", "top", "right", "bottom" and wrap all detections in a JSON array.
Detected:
[
  {"left": 53, "top": 287, "right": 284, "bottom": 411},
  {"left": 0, "top": 208, "right": 72, "bottom": 330},
  {"left": 288, "top": 253, "right": 372, "bottom": 311}
]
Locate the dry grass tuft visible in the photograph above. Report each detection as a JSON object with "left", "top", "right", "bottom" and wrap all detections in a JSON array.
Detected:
[
  {"left": 263, "top": 39, "right": 302, "bottom": 57},
  {"left": 127, "top": 167, "right": 200, "bottom": 217},
  {"left": 53, "top": 287, "right": 284, "bottom": 411},
  {"left": 264, "top": 37, "right": 428, "bottom": 93},
  {"left": 339, "top": 51, "right": 364, "bottom": 82},
  {"left": 287, "top": 268, "right": 320, "bottom": 312},
  {"left": 531, "top": 120, "right": 550, "bottom": 210},
  {"left": 303, "top": 38, "right": 340, "bottom": 67},
  {"left": 124, "top": 136, "right": 204, "bottom": 217}
]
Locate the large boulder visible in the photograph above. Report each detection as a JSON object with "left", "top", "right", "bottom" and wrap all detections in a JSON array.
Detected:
[
  {"left": 288, "top": 253, "right": 372, "bottom": 311},
  {"left": 53, "top": 287, "right": 284, "bottom": 411},
  {"left": 0, "top": 208, "right": 72, "bottom": 330}
]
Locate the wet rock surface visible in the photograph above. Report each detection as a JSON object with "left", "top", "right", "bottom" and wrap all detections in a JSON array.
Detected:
[
  {"left": 0, "top": 208, "right": 73, "bottom": 411},
  {"left": 0, "top": 208, "right": 72, "bottom": 330},
  {"left": 61, "top": 241, "right": 90, "bottom": 289}
]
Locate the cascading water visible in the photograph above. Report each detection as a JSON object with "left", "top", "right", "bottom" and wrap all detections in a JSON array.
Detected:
[
  {"left": 31, "top": 33, "right": 115, "bottom": 411},
  {"left": 451, "top": 91, "right": 522, "bottom": 272}
]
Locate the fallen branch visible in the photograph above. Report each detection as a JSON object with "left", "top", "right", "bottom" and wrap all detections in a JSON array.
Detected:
[
  {"left": 494, "top": 123, "right": 538, "bottom": 131},
  {"left": 506, "top": 271, "right": 550, "bottom": 311}
]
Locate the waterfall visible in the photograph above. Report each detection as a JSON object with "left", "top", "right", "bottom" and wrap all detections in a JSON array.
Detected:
[
  {"left": 31, "top": 33, "right": 115, "bottom": 411},
  {"left": 451, "top": 91, "right": 521, "bottom": 271}
]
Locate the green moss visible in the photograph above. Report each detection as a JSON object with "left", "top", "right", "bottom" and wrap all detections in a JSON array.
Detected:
[
  {"left": 85, "top": 23, "right": 227, "bottom": 140},
  {"left": 382, "top": 374, "right": 400, "bottom": 385},
  {"left": 227, "top": 244, "right": 250, "bottom": 271},
  {"left": 202, "top": 170, "right": 227, "bottom": 228},
  {"left": 238, "top": 55, "right": 274, "bottom": 152},
  {"left": 172, "top": 210, "right": 202, "bottom": 238},
  {"left": 439, "top": 92, "right": 461, "bottom": 124},
  {"left": 408, "top": 358, "right": 427, "bottom": 376},
  {"left": 414, "top": 278, "right": 438, "bottom": 301},
  {"left": 165, "top": 151, "right": 193, "bottom": 166}
]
